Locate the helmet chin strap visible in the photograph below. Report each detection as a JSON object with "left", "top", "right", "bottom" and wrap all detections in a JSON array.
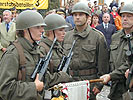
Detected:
[
  {"left": 53, "top": 30, "right": 56, "bottom": 39},
  {"left": 28, "top": 28, "right": 37, "bottom": 45}
]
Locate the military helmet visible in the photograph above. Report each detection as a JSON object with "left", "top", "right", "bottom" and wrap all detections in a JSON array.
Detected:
[
  {"left": 120, "top": 4, "right": 133, "bottom": 14},
  {"left": 72, "top": 2, "right": 90, "bottom": 15},
  {"left": 44, "top": 14, "right": 68, "bottom": 31},
  {"left": 16, "top": 10, "right": 46, "bottom": 30}
]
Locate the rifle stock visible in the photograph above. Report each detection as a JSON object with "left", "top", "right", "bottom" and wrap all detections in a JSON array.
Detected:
[{"left": 31, "top": 37, "right": 57, "bottom": 81}]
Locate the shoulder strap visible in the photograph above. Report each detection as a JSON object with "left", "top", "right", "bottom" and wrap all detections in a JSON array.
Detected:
[
  {"left": 13, "top": 40, "right": 26, "bottom": 81},
  {"left": 39, "top": 42, "right": 54, "bottom": 73}
]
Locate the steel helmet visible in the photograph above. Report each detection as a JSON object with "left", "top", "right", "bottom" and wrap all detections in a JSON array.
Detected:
[
  {"left": 72, "top": 2, "right": 90, "bottom": 15},
  {"left": 16, "top": 10, "right": 46, "bottom": 30},
  {"left": 120, "top": 4, "right": 133, "bottom": 15},
  {"left": 44, "top": 14, "right": 68, "bottom": 31}
]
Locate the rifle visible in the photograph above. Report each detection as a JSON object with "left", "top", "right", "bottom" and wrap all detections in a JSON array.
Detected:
[
  {"left": 52, "top": 40, "right": 76, "bottom": 97},
  {"left": 57, "top": 40, "right": 76, "bottom": 72},
  {"left": 31, "top": 37, "right": 57, "bottom": 81},
  {"left": 126, "top": 34, "right": 133, "bottom": 90}
]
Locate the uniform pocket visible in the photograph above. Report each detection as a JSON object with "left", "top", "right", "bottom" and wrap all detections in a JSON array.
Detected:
[
  {"left": 110, "top": 45, "right": 118, "bottom": 50},
  {"left": 110, "top": 45, "right": 118, "bottom": 62},
  {"left": 81, "top": 45, "right": 96, "bottom": 63},
  {"left": 110, "top": 41, "right": 119, "bottom": 50},
  {"left": 123, "top": 45, "right": 129, "bottom": 51}
]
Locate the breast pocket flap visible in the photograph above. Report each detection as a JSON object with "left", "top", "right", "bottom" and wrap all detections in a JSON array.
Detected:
[{"left": 82, "top": 45, "right": 96, "bottom": 51}]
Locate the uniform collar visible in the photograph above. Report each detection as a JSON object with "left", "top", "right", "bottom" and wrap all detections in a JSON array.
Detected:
[
  {"left": 41, "top": 37, "right": 53, "bottom": 47},
  {"left": 119, "top": 29, "right": 125, "bottom": 38},
  {"left": 41, "top": 37, "right": 60, "bottom": 49},
  {"left": 41, "top": 37, "right": 64, "bottom": 55},
  {"left": 18, "top": 37, "right": 39, "bottom": 54},
  {"left": 120, "top": 29, "right": 133, "bottom": 40},
  {"left": 73, "top": 25, "right": 91, "bottom": 38}
]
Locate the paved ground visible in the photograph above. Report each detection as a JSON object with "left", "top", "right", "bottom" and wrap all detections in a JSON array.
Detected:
[{"left": 96, "top": 85, "right": 110, "bottom": 100}]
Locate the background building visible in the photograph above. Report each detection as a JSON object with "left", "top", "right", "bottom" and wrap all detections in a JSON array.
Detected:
[{"left": 60, "top": 0, "right": 133, "bottom": 8}]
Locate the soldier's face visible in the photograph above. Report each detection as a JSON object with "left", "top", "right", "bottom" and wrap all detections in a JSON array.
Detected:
[
  {"left": 54, "top": 28, "right": 65, "bottom": 42},
  {"left": 30, "top": 26, "right": 44, "bottom": 41},
  {"left": 121, "top": 13, "right": 133, "bottom": 29},
  {"left": 73, "top": 12, "right": 87, "bottom": 26}
]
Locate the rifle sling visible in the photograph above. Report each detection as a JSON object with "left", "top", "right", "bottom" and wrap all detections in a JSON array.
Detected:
[
  {"left": 13, "top": 41, "right": 26, "bottom": 81},
  {"left": 39, "top": 42, "right": 54, "bottom": 73}
]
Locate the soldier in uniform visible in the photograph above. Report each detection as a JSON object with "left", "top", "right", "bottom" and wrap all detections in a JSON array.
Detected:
[
  {"left": 39, "top": 14, "right": 69, "bottom": 74},
  {"left": 39, "top": 14, "right": 72, "bottom": 100},
  {"left": 0, "top": 10, "right": 71, "bottom": 100},
  {"left": 63, "top": 2, "right": 109, "bottom": 100},
  {"left": 100, "top": 4, "right": 133, "bottom": 100}
]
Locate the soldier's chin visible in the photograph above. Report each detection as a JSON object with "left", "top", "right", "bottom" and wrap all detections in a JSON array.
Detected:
[
  {"left": 75, "top": 23, "right": 81, "bottom": 25},
  {"left": 58, "top": 39, "right": 63, "bottom": 42},
  {"left": 36, "top": 38, "right": 41, "bottom": 41}
]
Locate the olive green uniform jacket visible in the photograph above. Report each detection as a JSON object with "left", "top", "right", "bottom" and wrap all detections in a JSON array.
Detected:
[
  {"left": 109, "top": 29, "right": 131, "bottom": 99},
  {"left": 39, "top": 37, "right": 71, "bottom": 84},
  {"left": 0, "top": 21, "right": 16, "bottom": 58},
  {"left": 0, "top": 37, "right": 70, "bottom": 100},
  {"left": 63, "top": 26, "right": 109, "bottom": 99}
]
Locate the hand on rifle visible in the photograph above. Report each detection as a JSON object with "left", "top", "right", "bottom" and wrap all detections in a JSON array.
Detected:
[
  {"left": 34, "top": 74, "right": 44, "bottom": 92},
  {"left": 125, "top": 69, "right": 129, "bottom": 78},
  {"left": 100, "top": 74, "right": 111, "bottom": 84},
  {"left": 1, "top": 48, "right": 6, "bottom": 52}
]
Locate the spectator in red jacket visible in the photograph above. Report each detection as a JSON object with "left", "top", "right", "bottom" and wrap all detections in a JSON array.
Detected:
[{"left": 110, "top": 6, "right": 119, "bottom": 19}]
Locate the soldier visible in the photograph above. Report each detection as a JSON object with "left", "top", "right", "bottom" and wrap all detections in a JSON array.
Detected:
[
  {"left": 100, "top": 4, "right": 133, "bottom": 100},
  {"left": 63, "top": 2, "right": 109, "bottom": 100},
  {"left": 0, "top": 10, "right": 71, "bottom": 100},
  {"left": 39, "top": 14, "right": 72, "bottom": 100}
]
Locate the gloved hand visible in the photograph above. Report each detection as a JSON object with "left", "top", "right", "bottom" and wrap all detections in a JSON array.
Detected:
[{"left": 100, "top": 74, "right": 111, "bottom": 84}]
